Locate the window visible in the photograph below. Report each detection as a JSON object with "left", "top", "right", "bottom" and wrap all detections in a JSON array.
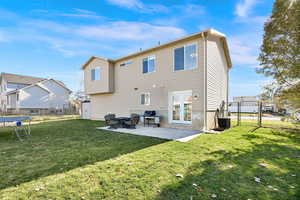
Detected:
[
  {"left": 140, "top": 93, "right": 150, "bottom": 105},
  {"left": 2, "top": 84, "right": 6, "bottom": 92},
  {"left": 174, "top": 43, "right": 197, "bottom": 71},
  {"left": 142, "top": 55, "right": 156, "bottom": 74},
  {"left": 120, "top": 60, "right": 133, "bottom": 67},
  {"left": 16, "top": 94, "right": 19, "bottom": 101},
  {"left": 91, "top": 67, "right": 101, "bottom": 81}
]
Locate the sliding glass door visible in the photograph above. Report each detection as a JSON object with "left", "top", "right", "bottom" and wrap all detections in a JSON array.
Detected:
[{"left": 170, "top": 91, "right": 192, "bottom": 124}]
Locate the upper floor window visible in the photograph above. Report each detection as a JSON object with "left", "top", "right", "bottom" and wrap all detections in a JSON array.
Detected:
[
  {"left": 91, "top": 67, "right": 101, "bottom": 81},
  {"left": 174, "top": 43, "right": 197, "bottom": 71},
  {"left": 120, "top": 60, "right": 133, "bottom": 67},
  {"left": 142, "top": 55, "right": 156, "bottom": 74}
]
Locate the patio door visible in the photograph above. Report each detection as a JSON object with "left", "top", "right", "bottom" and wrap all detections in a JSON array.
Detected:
[{"left": 169, "top": 90, "right": 192, "bottom": 124}]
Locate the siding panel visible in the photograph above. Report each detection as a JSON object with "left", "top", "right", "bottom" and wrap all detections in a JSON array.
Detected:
[{"left": 207, "top": 36, "right": 228, "bottom": 111}]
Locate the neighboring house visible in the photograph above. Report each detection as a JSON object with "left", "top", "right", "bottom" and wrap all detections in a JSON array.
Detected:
[
  {"left": 81, "top": 29, "right": 232, "bottom": 130},
  {"left": 230, "top": 96, "right": 259, "bottom": 113},
  {"left": 229, "top": 96, "right": 279, "bottom": 113},
  {"left": 0, "top": 73, "right": 71, "bottom": 114}
]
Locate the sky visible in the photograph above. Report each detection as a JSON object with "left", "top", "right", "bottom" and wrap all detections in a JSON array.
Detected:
[{"left": 0, "top": 0, "right": 275, "bottom": 98}]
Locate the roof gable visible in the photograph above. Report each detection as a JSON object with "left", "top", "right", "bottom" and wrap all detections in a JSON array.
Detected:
[
  {"left": 0, "top": 73, "right": 44, "bottom": 85},
  {"left": 38, "top": 79, "right": 72, "bottom": 93},
  {"left": 80, "top": 28, "right": 232, "bottom": 69}
]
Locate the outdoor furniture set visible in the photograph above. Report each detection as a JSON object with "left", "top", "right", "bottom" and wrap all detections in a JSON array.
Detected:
[{"left": 104, "top": 110, "right": 161, "bottom": 129}]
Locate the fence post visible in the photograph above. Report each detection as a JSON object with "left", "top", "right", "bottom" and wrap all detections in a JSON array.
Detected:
[
  {"left": 237, "top": 102, "right": 241, "bottom": 126},
  {"left": 258, "top": 101, "right": 262, "bottom": 127}
]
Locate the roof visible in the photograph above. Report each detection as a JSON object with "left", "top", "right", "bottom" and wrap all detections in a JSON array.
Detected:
[
  {"left": 6, "top": 84, "right": 50, "bottom": 95},
  {"left": 0, "top": 73, "right": 44, "bottom": 85},
  {"left": 81, "top": 28, "right": 232, "bottom": 70},
  {"left": 37, "top": 79, "right": 72, "bottom": 93},
  {"left": 6, "top": 78, "right": 72, "bottom": 94}
]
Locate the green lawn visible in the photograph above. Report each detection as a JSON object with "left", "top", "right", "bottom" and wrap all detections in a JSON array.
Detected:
[
  {"left": 231, "top": 118, "right": 300, "bottom": 129},
  {"left": 0, "top": 120, "right": 299, "bottom": 200}
]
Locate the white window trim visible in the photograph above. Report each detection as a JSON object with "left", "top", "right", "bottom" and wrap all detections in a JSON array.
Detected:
[
  {"left": 142, "top": 55, "right": 156, "bottom": 74},
  {"left": 168, "top": 90, "right": 193, "bottom": 124},
  {"left": 173, "top": 42, "right": 198, "bottom": 72},
  {"left": 91, "top": 67, "right": 101, "bottom": 81},
  {"left": 140, "top": 92, "right": 151, "bottom": 106}
]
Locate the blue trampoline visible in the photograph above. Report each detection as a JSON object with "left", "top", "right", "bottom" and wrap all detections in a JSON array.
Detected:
[{"left": 0, "top": 116, "right": 32, "bottom": 141}]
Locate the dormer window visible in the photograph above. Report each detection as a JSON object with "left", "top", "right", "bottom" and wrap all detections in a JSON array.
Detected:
[{"left": 91, "top": 67, "right": 101, "bottom": 81}]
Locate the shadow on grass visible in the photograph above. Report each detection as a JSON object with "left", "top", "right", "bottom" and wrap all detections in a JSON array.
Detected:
[
  {"left": 0, "top": 119, "right": 166, "bottom": 190},
  {"left": 156, "top": 128, "right": 300, "bottom": 200}
]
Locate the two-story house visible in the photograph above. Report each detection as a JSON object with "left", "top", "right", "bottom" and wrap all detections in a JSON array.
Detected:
[
  {"left": 0, "top": 73, "right": 71, "bottom": 114},
  {"left": 81, "top": 29, "right": 232, "bottom": 130}
]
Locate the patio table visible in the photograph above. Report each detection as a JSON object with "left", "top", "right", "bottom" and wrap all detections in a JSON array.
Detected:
[{"left": 115, "top": 117, "right": 131, "bottom": 128}]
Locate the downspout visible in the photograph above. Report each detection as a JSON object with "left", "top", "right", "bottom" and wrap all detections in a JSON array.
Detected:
[
  {"left": 203, "top": 32, "right": 208, "bottom": 131},
  {"left": 226, "top": 68, "right": 229, "bottom": 113}
]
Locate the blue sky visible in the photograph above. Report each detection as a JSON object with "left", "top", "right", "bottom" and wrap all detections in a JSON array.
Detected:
[{"left": 0, "top": 0, "right": 274, "bottom": 98}]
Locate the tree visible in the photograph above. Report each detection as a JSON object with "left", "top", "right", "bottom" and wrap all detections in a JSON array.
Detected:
[{"left": 258, "top": 0, "right": 300, "bottom": 109}]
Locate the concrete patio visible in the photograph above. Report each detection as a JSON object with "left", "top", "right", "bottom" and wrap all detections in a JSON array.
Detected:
[{"left": 97, "top": 126, "right": 203, "bottom": 142}]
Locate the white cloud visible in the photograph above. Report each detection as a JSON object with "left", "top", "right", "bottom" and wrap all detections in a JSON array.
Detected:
[
  {"left": 152, "top": 4, "right": 206, "bottom": 27},
  {"left": 235, "top": 0, "right": 259, "bottom": 18},
  {"left": 106, "top": 0, "right": 169, "bottom": 13},
  {"left": 107, "top": 0, "right": 143, "bottom": 9},
  {"left": 2, "top": 11, "right": 186, "bottom": 57},
  {"left": 228, "top": 34, "right": 262, "bottom": 66},
  {"left": 181, "top": 4, "right": 206, "bottom": 16},
  {"left": 77, "top": 21, "right": 186, "bottom": 41},
  {"left": 57, "top": 8, "right": 102, "bottom": 19},
  {"left": 32, "top": 8, "right": 102, "bottom": 19}
]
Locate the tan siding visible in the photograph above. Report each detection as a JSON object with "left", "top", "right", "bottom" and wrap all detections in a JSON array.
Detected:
[
  {"left": 84, "top": 58, "right": 114, "bottom": 94},
  {"left": 206, "top": 35, "right": 228, "bottom": 111},
  {"left": 206, "top": 35, "right": 229, "bottom": 129},
  {"left": 89, "top": 38, "right": 206, "bottom": 130}
]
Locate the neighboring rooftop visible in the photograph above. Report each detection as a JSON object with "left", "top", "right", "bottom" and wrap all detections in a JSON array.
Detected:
[{"left": 0, "top": 72, "right": 44, "bottom": 85}]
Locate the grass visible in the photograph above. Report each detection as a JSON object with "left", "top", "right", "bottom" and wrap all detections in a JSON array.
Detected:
[
  {"left": 1, "top": 114, "right": 79, "bottom": 122},
  {"left": 231, "top": 118, "right": 300, "bottom": 129},
  {"left": 0, "top": 120, "right": 299, "bottom": 200}
]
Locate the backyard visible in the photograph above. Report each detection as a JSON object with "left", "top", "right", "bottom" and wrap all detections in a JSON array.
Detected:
[{"left": 0, "top": 119, "right": 299, "bottom": 199}]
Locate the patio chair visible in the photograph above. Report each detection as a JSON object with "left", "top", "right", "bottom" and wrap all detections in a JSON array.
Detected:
[
  {"left": 104, "top": 114, "right": 119, "bottom": 129},
  {"left": 124, "top": 113, "right": 140, "bottom": 129}
]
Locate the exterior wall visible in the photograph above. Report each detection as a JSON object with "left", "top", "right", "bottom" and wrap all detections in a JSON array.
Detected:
[
  {"left": 89, "top": 37, "right": 206, "bottom": 130},
  {"left": 7, "top": 93, "right": 17, "bottom": 109},
  {"left": 0, "top": 79, "right": 7, "bottom": 111},
  {"left": 38, "top": 80, "right": 70, "bottom": 109},
  {"left": 18, "top": 86, "right": 49, "bottom": 109},
  {"left": 84, "top": 59, "right": 114, "bottom": 94},
  {"left": 206, "top": 35, "right": 229, "bottom": 129}
]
